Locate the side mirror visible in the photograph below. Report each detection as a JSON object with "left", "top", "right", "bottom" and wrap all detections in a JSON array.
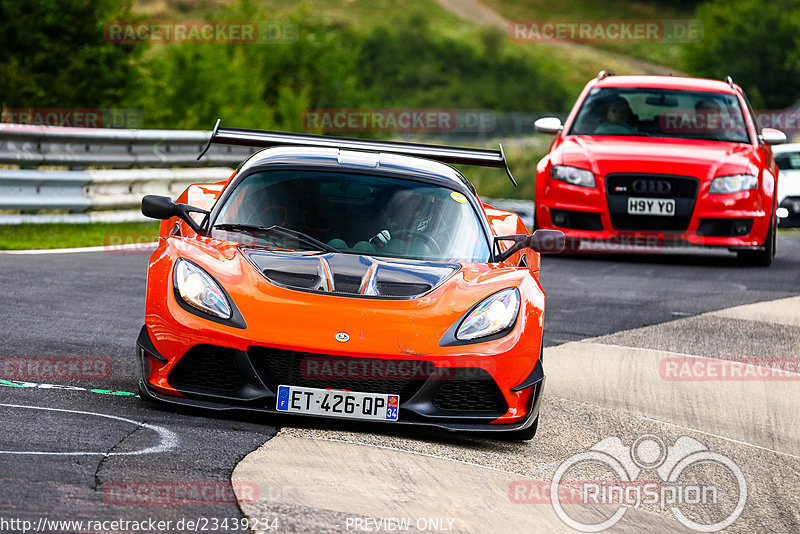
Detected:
[
  {"left": 141, "top": 194, "right": 209, "bottom": 234},
  {"left": 528, "top": 229, "right": 566, "bottom": 253},
  {"left": 494, "top": 229, "right": 566, "bottom": 262},
  {"left": 141, "top": 195, "right": 176, "bottom": 220},
  {"left": 761, "top": 128, "right": 787, "bottom": 146},
  {"left": 534, "top": 117, "right": 563, "bottom": 135}
]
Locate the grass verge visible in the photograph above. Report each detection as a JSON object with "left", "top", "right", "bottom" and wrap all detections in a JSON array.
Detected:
[{"left": 0, "top": 222, "right": 159, "bottom": 250}]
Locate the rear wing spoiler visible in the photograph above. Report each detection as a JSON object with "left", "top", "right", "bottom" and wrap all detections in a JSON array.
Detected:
[{"left": 197, "top": 119, "right": 516, "bottom": 186}]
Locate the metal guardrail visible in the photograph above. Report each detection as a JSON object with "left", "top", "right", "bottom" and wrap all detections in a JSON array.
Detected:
[
  {"left": 0, "top": 170, "right": 92, "bottom": 212},
  {"left": 0, "top": 124, "right": 532, "bottom": 226},
  {"left": 0, "top": 168, "right": 233, "bottom": 225},
  {"left": 0, "top": 123, "right": 255, "bottom": 167}
]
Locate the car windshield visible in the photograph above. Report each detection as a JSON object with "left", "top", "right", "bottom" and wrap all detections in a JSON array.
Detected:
[
  {"left": 775, "top": 151, "right": 800, "bottom": 171},
  {"left": 569, "top": 87, "right": 751, "bottom": 143},
  {"left": 212, "top": 170, "right": 491, "bottom": 263}
]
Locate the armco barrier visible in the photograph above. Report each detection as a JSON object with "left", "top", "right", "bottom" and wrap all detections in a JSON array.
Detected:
[
  {"left": 0, "top": 169, "right": 92, "bottom": 212},
  {"left": 0, "top": 123, "right": 253, "bottom": 167},
  {"left": 0, "top": 168, "right": 234, "bottom": 224},
  {"left": 0, "top": 124, "right": 533, "bottom": 226}
]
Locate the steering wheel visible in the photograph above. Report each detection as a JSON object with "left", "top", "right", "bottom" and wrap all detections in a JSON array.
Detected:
[{"left": 391, "top": 230, "right": 442, "bottom": 255}]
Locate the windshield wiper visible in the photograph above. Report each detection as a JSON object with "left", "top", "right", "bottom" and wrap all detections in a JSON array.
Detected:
[{"left": 213, "top": 223, "right": 340, "bottom": 253}]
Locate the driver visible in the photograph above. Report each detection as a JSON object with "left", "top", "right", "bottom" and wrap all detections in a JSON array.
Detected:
[
  {"left": 594, "top": 96, "right": 637, "bottom": 134},
  {"left": 365, "top": 189, "right": 438, "bottom": 255}
]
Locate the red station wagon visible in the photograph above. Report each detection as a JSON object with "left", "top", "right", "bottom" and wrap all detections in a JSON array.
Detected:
[{"left": 534, "top": 71, "right": 787, "bottom": 265}]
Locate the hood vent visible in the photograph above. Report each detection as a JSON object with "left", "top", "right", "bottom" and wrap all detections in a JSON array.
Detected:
[{"left": 242, "top": 248, "right": 458, "bottom": 299}]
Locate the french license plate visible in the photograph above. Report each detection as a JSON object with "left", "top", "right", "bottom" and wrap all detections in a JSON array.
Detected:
[
  {"left": 276, "top": 385, "right": 399, "bottom": 421},
  {"left": 627, "top": 197, "right": 676, "bottom": 216}
]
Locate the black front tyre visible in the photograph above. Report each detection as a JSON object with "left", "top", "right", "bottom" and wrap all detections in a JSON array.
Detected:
[{"left": 737, "top": 216, "right": 775, "bottom": 267}]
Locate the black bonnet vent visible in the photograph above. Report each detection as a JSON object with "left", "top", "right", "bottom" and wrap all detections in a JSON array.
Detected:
[{"left": 241, "top": 248, "right": 458, "bottom": 299}]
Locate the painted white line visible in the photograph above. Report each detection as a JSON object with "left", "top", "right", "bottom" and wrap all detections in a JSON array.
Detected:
[
  {"left": 705, "top": 295, "right": 800, "bottom": 327},
  {"left": 0, "top": 403, "right": 178, "bottom": 456},
  {"left": 0, "top": 378, "right": 138, "bottom": 395},
  {"left": 0, "top": 242, "right": 157, "bottom": 255},
  {"left": 584, "top": 341, "right": 800, "bottom": 377},
  {"left": 637, "top": 414, "right": 800, "bottom": 461},
  {"left": 545, "top": 341, "right": 800, "bottom": 456},
  {"left": 549, "top": 394, "right": 800, "bottom": 461}
]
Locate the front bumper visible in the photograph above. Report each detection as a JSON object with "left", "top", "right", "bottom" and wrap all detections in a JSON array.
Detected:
[
  {"left": 137, "top": 326, "right": 544, "bottom": 434},
  {"left": 537, "top": 173, "right": 771, "bottom": 251}
]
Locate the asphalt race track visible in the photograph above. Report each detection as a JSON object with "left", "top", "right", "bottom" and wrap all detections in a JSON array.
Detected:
[{"left": 0, "top": 236, "right": 798, "bottom": 532}]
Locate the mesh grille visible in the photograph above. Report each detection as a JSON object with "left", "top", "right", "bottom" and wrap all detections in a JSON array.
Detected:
[
  {"left": 168, "top": 345, "right": 243, "bottom": 392},
  {"left": 249, "top": 347, "right": 430, "bottom": 398},
  {"left": 432, "top": 370, "right": 507, "bottom": 412},
  {"left": 374, "top": 281, "right": 432, "bottom": 297}
]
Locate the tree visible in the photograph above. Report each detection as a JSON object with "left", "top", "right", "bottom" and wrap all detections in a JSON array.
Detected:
[
  {"left": 682, "top": 0, "right": 800, "bottom": 109},
  {"left": 0, "top": 0, "right": 143, "bottom": 108}
]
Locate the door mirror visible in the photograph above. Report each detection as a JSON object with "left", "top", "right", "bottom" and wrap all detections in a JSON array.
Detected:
[
  {"left": 761, "top": 128, "right": 787, "bottom": 146},
  {"left": 494, "top": 229, "right": 566, "bottom": 262},
  {"left": 534, "top": 117, "right": 563, "bottom": 135},
  {"left": 141, "top": 195, "right": 176, "bottom": 220},
  {"left": 141, "top": 195, "right": 209, "bottom": 234},
  {"left": 528, "top": 229, "right": 566, "bottom": 253}
]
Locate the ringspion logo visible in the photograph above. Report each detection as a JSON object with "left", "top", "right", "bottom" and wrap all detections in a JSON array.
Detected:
[{"left": 548, "top": 435, "right": 746, "bottom": 532}]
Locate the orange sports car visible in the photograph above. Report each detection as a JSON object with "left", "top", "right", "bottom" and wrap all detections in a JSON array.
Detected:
[{"left": 136, "top": 123, "right": 563, "bottom": 440}]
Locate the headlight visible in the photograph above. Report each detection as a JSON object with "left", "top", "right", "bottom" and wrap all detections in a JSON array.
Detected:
[
  {"left": 709, "top": 174, "right": 758, "bottom": 194},
  {"left": 174, "top": 259, "right": 232, "bottom": 319},
  {"left": 551, "top": 165, "right": 595, "bottom": 188},
  {"left": 456, "top": 288, "right": 520, "bottom": 341}
]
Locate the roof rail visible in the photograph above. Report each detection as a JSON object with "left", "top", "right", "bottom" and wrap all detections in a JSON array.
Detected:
[
  {"left": 597, "top": 70, "right": 615, "bottom": 80},
  {"left": 726, "top": 76, "right": 734, "bottom": 88},
  {"left": 198, "top": 119, "right": 517, "bottom": 186}
]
